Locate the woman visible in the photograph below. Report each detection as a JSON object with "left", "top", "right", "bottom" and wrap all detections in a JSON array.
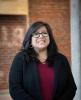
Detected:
[{"left": 9, "top": 21, "right": 77, "bottom": 100}]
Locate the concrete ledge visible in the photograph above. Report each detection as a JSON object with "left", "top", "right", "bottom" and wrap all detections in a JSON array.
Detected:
[
  {"left": 0, "top": 89, "right": 12, "bottom": 100},
  {"left": 0, "top": 89, "right": 9, "bottom": 94}
]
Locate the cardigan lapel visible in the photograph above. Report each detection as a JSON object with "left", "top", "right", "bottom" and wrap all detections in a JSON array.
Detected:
[
  {"left": 31, "top": 61, "right": 42, "bottom": 100},
  {"left": 52, "top": 59, "right": 61, "bottom": 100}
]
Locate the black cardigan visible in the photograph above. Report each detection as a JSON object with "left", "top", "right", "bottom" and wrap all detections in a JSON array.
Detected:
[{"left": 9, "top": 51, "right": 77, "bottom": 100}]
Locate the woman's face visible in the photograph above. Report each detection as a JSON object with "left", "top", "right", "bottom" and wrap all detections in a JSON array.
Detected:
[{"left": 31, "top": 26, "right": 50, "bottom": 51}]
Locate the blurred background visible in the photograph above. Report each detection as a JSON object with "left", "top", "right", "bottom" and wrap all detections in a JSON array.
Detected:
[{"left": 0, "top": 0, "right": 80, "bottom": 100}]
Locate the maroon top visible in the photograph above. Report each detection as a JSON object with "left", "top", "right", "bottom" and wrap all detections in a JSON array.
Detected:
[{"left": 38, "top": 62, "right": 55, "bottom": 100}]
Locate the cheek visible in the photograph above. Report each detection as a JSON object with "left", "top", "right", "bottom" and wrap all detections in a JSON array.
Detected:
[
  {"left": 47, "top": 37, "right": 50, "bottom": 45},
  {"left": 31, "top": 38, "right": 37, "bottom": 47}
]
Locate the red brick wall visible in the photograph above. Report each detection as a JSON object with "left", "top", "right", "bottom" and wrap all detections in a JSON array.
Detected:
[
  {"left": 29, "top": 0, "right": 70, "bottom": 59},
  {"left": 0, "top": 15, "right": 27, "bottom": 90},
  {"left": 0, "top": 0, "right": 70, "bottom": 90}
]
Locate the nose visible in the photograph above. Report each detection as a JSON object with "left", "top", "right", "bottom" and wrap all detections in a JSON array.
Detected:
[{"left": 39, "top": 33, "right": 44, "bottom": 38}]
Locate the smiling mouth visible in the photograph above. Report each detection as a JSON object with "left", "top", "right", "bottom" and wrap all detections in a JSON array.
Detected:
[{"left": 38, "top": 40, "right": 46, "bottom": 43}]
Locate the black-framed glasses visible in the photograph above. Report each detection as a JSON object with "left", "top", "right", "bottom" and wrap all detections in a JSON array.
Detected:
[{"left": 32, "top": 32, "right": 49, "bottom": 38}]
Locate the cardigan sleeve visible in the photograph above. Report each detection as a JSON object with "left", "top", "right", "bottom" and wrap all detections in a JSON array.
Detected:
[
  {"left": 9, "top": 52, "right": 34, "bottom": 100},
  {"left": 59, "top": 56, "right": 77, "bottom": 100}
]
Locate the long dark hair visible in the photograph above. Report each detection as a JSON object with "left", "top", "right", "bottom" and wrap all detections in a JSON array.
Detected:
[{"left": 21, "top": 21, "right": 58, "bottom": 66}]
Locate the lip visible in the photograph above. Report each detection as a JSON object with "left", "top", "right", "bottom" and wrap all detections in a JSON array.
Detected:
[{"left": 37, "top": 40, "right": 46, "bottom": 43}]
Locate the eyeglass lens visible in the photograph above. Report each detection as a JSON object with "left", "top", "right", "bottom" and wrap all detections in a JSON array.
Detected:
[{"left": 32, "top": 32, "right": 48, "bottom": 37}]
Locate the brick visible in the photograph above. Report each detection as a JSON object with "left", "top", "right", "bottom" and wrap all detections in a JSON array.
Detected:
[{"left": 0, "top": 15, "right": 27, "bottom": 90}]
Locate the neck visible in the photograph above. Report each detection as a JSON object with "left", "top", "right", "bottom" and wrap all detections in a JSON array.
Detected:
[{"left": 37, "top": 49, "right": 47, "bottom": 63}]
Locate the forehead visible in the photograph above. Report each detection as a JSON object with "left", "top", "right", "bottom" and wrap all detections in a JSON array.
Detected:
[{"left": 36, "top": 26, "right": 47, "bottom": 32}]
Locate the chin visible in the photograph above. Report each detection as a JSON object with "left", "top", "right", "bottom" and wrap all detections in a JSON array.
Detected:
[{"left": 38, "top": 46, "right": 47, "bottom": 50}]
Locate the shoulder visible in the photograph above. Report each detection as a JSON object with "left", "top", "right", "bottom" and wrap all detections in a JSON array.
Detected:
[
  {"left": 15, "top": 50, "right": 28, "bottom": 59},
  {"left": 14, "top": 50, "right": 29, "bottom": 63},
  {"left": 12, "top": 51, "right": 26, "bottom": 62},
  {"left": 56, "top": 52, "right": 70, "bottom": 65},
  {"left": 11, "top": 51, "right": 29, "bottom": 70},
  {"left": 14, "top": 51, "right": 24, "bottom": 60},
  {"left": 56, "top": 52, "right": 68, "bottom": 60},
  {"left": 11, "top": 51, "right": 24, "bottom": 66}
]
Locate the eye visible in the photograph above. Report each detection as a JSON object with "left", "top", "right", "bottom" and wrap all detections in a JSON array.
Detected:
[
  {"left": 32, "top": 32, "right": 39, "bottom": 36},
  {"left": 34, "top": 32, "right": 39, "bottom": 35},
  {"left": 43, "top": 32, "right": 48, "bottom": 34}
]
